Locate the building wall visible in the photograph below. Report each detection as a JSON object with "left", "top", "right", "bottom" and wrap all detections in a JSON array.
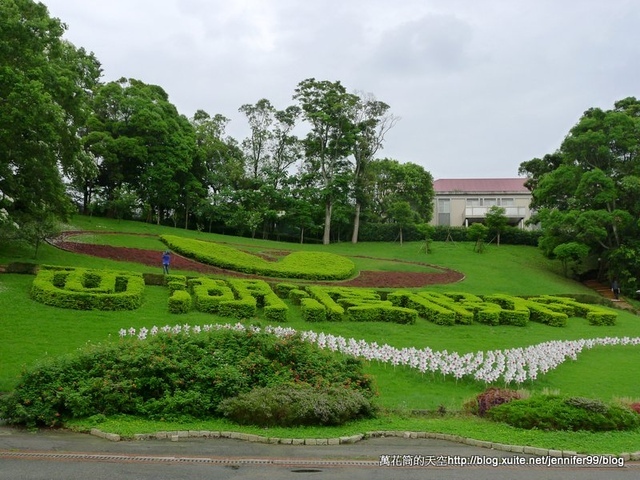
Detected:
[{"left": 431, "top": 193, "right": 534, "bottom": 229}]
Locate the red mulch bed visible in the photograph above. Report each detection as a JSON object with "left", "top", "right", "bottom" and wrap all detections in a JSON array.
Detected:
[{"left": 51, "top": 237, "right": 464, "bottom": 288}]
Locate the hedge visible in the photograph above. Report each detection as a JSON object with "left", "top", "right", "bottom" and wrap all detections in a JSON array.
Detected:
[
  {"left": 188, "top": 277, "right": 235, "bottom": 313},
  {"left": 388, "top": 291, "right": 455, "bottom": 325},
  {"left": 417, "top": 292, "right": 474, "bottom": 324},
  {"left": 531, "top": 295, "right": 617, "bottom": 326},
  {"left": 347, "top": 304, "right": 417, "bottom": 324},
  {"left": 168, "top": 290, "right": 192, "bottom": 314},
  {"left": 160, "top": 234, "right": 356, "bottom": 280},
  {"left": 31, "top": 266, "right": 145, "bottom": 311},
  {"left": 301, "top": 297, "right": 327, "bottom": 322},
  {"left": 227, "top": 279, "right": 289, "bottom": 323}
]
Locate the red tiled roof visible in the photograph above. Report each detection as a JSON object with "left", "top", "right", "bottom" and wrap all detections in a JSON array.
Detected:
[{"left": 434, "top": 178, "right": 529, "bottom": 193}]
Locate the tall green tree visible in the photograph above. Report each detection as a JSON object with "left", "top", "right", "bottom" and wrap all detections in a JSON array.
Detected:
[
  {"left": 239, "top": 99, "right": 274, "bottom": 182},
  {"left": 191, "top": 110, "right": 245, "bottom": 195},
  {"left": 520, "top": 97, "right": 640, "bottom": 291},
  {"left": 485, "top": 205, "right": 508, "bottom": 246},
  {"left": 350, "top": 92, "right": 398, "bottom": 244},
  {"left": 365, "top": 159, "right": 434, "bottom": 222},
  {"left": 388, "top": 201, "right": 416, "bottom": 246},
  {"left": 293, "top": 78, "right": 359, "bottom": 244},
  {"left": 86, "top": 78, "right": 196, "bottom": 223},
  {"left": 0, "top": 0, "right": 101, "bottom": 225}
]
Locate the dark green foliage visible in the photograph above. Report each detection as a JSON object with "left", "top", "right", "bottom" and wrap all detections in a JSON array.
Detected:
[
  {"left": 5, "top": 262, "right": 38, "bottom": 274},
  {"left": 0, "top": 329, "right": 375, "bottom": 427},
  {"left": 217, "top": 382, "right": 376, "bottom": 427},
  {"left": 487, "top": 395, "right": 640, "bottom": 431}
]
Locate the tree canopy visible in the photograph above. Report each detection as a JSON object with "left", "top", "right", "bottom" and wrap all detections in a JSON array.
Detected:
[
  {"left": 519, "top": 97, "right": 640, "bottom": 291},
  {"left": 1, "top": 2, "right": 435, "bottom": 246},
  {"left": 0, "top": 0, "right": 101, "bottom": 228}
]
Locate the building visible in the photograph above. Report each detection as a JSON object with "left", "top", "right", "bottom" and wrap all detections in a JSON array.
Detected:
[{"left": 431, "top": 178, "right": 534, "bottom": 229}]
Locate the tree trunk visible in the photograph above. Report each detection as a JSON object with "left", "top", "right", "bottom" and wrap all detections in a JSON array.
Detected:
[
  {"left": 323, "top": 201, "right": 332, "bottom": 245},
  {"left": 300, "top": 226, "right": 304, "bottom": 244},
  {"left": 351, "top": 202, "right": 361, "bottom": 244}
]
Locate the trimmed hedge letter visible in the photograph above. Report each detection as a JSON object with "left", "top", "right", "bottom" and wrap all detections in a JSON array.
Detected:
[{"left": 31, "top": 266, "right": 145, "bottom": 311}]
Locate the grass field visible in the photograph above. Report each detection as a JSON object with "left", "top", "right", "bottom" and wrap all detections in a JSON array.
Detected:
[{"left": 1, "top": 215, "right": 639, "bottom": 454}]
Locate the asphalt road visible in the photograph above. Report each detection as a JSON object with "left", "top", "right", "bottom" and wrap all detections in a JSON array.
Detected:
[{"left": 1, "top": 426, "right": 638, "bottom": 480}]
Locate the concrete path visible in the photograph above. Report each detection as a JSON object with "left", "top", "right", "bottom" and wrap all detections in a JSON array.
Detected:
[{"left": 1, "top": 426, "right": 638, "bottom": 480}]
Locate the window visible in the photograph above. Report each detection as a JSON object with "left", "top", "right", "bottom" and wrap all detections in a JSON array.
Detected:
[
  {"left": 483, "top": 198, "right": 497, "bottom": 206},
  {"left": 437, "top": 198, "right": 450, "bottom": 226},
  {"left": 501, "top": 198, "right": 515, "bottom": 206},
  {"left": 466, "top": 198, "right": 480, "bottom": 207}
]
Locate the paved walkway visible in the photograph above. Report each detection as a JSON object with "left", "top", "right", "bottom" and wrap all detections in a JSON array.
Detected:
[
  {"left": 1, "top": 425, "right": 639, "bottom": 480},
  {"left": 582, "top": 279, "right": 637, "bottom": 312}
]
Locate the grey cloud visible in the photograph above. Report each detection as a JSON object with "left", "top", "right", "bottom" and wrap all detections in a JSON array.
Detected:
[{"left": 371, "top": 14, "right": 475, "bottom": 75}]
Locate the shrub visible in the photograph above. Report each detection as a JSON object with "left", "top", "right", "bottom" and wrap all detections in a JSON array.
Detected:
[
  {"left": 347, "top": 305, "right": 417, "bottom": 324},
  {"left": 217, "top": 382, "right": 376, "bottom": 427},
  {"left": 168, "top": 290, "right": 191, "bottom": 314},
  {"left": 7, "top": 262, "right": 39, "bottom": 274},
  {"left": 629, "top": 402, "right": 640, "bottom": 414},
  {"left": 30, "top": 267, "right": 145, "bottom": 311},
  {"left": 472, "top": 387, "right": 523, "bottom": 416},
  {"left": 306, "top": 286, "right": 345, "bottom": 321},
  {"left": 160, "top": 234, "right": 356, "bottom": 280},
  {"left": 288, "top": 288, "right": 309, "bottom": 305},
  {"left": 0, "top": 329, "right": 375, "bottom": 427},
  {"left": 487, "top": 395, "right": 640, "bottom": 432},
  {"left": 300, "top": 297, "right": 326, "bottom": 322}
]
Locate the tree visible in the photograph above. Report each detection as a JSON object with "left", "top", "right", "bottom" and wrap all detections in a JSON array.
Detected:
[
  {"left": 467, "top": 223, "right": 488, "bottom": 253},
  {"left": 365, "top": 159, "right": 434, "bottom": 223},
  {"left": 485, "top": 205, "right": 508, "bottom": 246},
  {"left": 388, "top": 201, "right": 416, "bottom": 246},
  {"left": 0, "top": 0, "right": 101, "bottom": 223},
  {"left": 520, "top": 97, "right": 640, "bottom": 292},
  {"left": 349, "top": 92, "right": 398, "bottom": 244},
  {"left": 416, "top": 223, "right": 435, "bottom": 254},
  {"left": 293, "top": 78, "right": 359, "bottom": 244},
  {"left": 239, "top": 99, "right": 274, "bottom": 182},
  {"left": 18, "top": 208, "right": 60, "bottom": 258},
  {"left": 553, "top": 242, "right": 590, "bottom": 278},
  {"left": 87, "top": 78, "right": 196, "bottom": 223},
  {"left": 191, "top": 110, "right": 245, "bottom": 195}
]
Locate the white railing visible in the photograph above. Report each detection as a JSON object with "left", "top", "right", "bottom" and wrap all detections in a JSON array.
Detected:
[{"left": 465, "top": 206, "right": 526, "bottom": 218}]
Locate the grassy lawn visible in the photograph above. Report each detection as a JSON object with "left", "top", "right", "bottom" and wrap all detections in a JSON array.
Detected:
[{"left": 1, "top": 215, "right": 639, "bottom": 454}]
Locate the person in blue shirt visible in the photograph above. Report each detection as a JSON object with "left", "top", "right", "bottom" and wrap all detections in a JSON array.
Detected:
[{"left": 162, "top": 250, "right": 171, "bottom": 274}]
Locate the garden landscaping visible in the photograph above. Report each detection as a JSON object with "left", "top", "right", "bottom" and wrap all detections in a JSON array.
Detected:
[
  {"left": 51, "top": 231, "right": 465, "bottom": 288},
  {"left": 1, "top": 217, "right": 640, "bottom": 456}
]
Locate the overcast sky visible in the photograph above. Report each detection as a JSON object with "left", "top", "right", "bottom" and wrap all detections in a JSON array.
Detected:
[{"left": 43, "top": 0, "right": 640, "bottom": 179}]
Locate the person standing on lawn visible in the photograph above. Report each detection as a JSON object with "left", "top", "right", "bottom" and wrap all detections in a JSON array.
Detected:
[{"left": 162, "top": 250, "right": 171, "bottom": 274}]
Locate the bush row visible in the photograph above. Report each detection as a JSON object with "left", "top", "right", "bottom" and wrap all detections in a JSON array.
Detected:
[
  {"left": 487, "top": 394, "right": 639, "bottom": 432},
  {"left": 160, "top": 234, "right": 356, "bottom": 280},
  {"left": 30, "top": 266, "right": 145, "bottom": 311},
  {"left": 356, "top": 224, "right": 542, "bottom": 246},
  {"left": 217, "top": 382, "right": 375, "bottom": 427},
  {"left": 29, "top": 266, "right": 618, "bottom": 328},
  {"left": 161, "top": 278, "right": 618, "bottom": 328},
  {"left": 0, "top": 329, "right": 376, "bottom": 427}
]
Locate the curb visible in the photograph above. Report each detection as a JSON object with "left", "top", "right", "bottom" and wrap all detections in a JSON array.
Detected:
[{"left": 89, "top": 428, "right": 640, "bottom": 461}]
